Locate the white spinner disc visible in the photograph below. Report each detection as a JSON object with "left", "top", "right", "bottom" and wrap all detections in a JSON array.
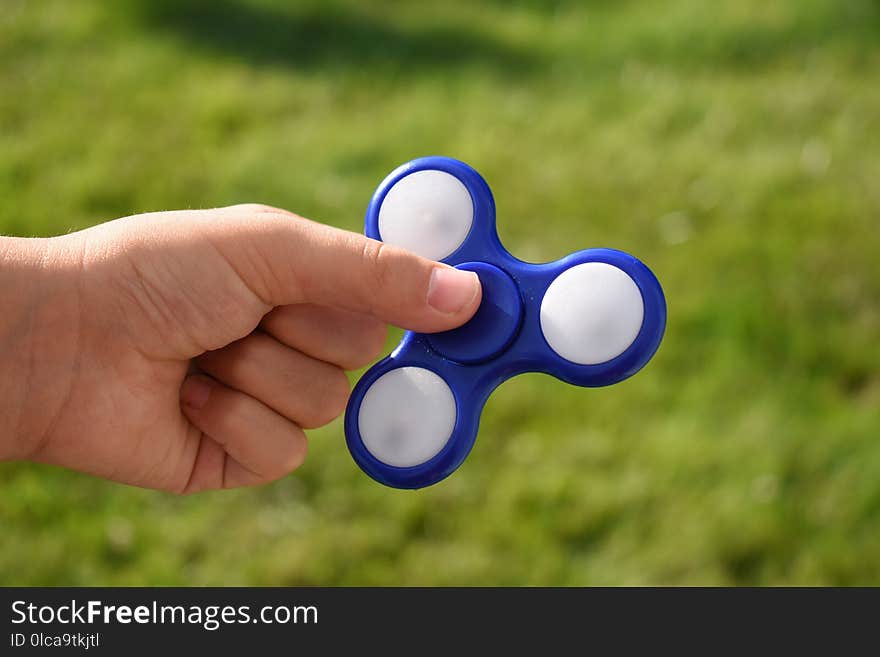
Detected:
[
  {"left": 377, "top": 170, "right": 474, "bottom": 261},
  {"left": 358, "top": 367, "right": 457, "bottom": 468},
  {"left": 540, "top": 262, "right": 645, "bottom": 365}
]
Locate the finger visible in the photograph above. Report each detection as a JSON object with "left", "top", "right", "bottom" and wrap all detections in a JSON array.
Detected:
[
  {"left": 261, "top": 303, "right": 387, "bottom": 370},
  {"left": 183, "top": 434, "right": 271, "bottom": 491},
  {"left": 214, "top": 203, "right": 296, "bottom": 217},
  {"left": 179, "top": 374, "right": 308, "bottom": 486},
  {"left": 202, "top": 208, "right": 482, "bottom": 333},
  {"left": 196, "top": 332, "right": 350, "bottom": 429}
]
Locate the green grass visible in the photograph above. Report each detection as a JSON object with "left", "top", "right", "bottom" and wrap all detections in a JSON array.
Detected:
[{"left": 1, "top": 0, "right": 879, "bottom": 585}]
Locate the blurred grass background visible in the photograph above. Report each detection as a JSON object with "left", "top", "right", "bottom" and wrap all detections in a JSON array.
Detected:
[{"left": 1, "top": 0, "right": 879, "bottom": 585}]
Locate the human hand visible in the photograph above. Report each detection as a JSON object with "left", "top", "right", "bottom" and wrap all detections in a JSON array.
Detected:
[{"left": 0, "top": 205, "right": 481, "bottom": 492}]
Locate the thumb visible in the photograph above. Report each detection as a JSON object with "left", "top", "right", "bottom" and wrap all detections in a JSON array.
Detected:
[{"left": 212, "top": 206, "right": 482, "bottom": 333}]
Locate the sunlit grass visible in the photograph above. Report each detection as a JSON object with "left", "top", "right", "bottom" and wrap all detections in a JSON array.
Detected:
[{"left": 1, "top": 0, "right": 878, "bottom": 585}]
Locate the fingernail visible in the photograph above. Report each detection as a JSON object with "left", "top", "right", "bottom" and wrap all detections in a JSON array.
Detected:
[
  {"left": 427, "top": 267, "right": 480, "bottom": 314},
  {"left": 181, "top": 376, "right": 212, "bottom": 410}
]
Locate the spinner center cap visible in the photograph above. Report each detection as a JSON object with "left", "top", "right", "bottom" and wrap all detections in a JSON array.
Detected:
[{"left": 426, "top": 261, "right": 523, "bottom": 364}]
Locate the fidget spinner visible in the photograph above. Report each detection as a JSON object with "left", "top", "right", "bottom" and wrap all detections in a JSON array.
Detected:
[{"left": 344, "top": 157, "right": 666, "bottom": 489}]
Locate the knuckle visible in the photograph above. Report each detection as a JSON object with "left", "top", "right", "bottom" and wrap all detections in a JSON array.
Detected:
[
  {"left": 302, "top": 368, "right": 350, "bottom": 428},
  {"left": 348, "top": 322, "right": 388, "bottom": 369},
  {"left": 336, "top": 322, "right": 387, "bottom": 370},
  {"left": 276, "top": 435, "right": 308, "bottom": 476},
  {"left": 360, "top": 238, "right": 391, "bottom": 293},
  {"left": 262, "top": 447, "right": 304, "bottom": 481},
  {"left": 363, "top": 322, "right": 389, "bottom": 360}
]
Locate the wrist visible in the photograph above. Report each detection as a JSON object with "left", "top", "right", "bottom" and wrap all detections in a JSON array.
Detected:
[{"left": 0, "top": 235, "right": 82, "bottom": 461}]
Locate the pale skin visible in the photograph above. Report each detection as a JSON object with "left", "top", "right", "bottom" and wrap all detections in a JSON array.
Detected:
[{"left": 0, "top": 204, "right": 481, "bottom": 492}]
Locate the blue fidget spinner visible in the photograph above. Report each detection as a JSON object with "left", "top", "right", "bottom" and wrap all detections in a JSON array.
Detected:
[{"left": 344, "top": 156, "right": 666, "bottom": 489}]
